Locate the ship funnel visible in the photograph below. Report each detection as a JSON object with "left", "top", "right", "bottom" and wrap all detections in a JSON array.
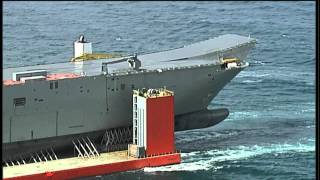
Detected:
[{"left": 74, "top": 35, "right": 93, "bottom": 58}]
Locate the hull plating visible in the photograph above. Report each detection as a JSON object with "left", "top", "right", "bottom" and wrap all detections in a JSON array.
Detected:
[{"left": 2, "top": 35, "right": 255, "bottom": 161}]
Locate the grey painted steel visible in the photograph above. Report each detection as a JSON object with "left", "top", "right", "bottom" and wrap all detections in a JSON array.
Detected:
[{"left": 2, "top": 34, "right": 256, "bottom": 161}]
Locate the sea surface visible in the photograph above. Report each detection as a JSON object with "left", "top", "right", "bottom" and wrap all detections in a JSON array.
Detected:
[{"left": 3, "top": 1, "right": 316, "bottom": 180}]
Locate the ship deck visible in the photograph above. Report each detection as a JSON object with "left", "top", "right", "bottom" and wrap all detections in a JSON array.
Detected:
[
  {"left": 3, "top": 151, "right": 181, "bottom": 179},
  {"left": 3, "top": 34, "right": 255, "bottom": 80},
  {"left": 3, "top": 151, "right": 131, "bottom": 178}
]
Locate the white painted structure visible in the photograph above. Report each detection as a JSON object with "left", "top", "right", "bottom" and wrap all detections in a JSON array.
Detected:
[{"left": 74, "top": 35, "right": 92, "bottom": 58}]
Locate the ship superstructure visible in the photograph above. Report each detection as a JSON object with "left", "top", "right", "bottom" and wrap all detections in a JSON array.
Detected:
[{"left": 2, "top": 34, "right": 256, "bottom": 162}]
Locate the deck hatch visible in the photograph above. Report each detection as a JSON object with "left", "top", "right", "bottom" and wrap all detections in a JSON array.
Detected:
[{"left": 12, "top": 69, "right": 47, "bottom": 81}]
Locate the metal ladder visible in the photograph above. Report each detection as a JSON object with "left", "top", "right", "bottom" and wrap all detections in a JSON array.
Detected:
[{"left": 133, "top": 96, "right": 138, "bottom": 144}]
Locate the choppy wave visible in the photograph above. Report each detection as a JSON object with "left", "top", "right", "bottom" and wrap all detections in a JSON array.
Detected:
[
  {"left": 238, "top": 70, "right": 314, "bottom": 82},
  {"left": 144, "top": 139, "right": 315, "bottom": 172},
  {"left": 294, "top": 58, "right": 315, "bottom": 65},
  {"left": 3, "top": 1, "right": 315, "bottom": 179},
  {"left": 176, "top": 130, "right": 241, "bottom": 143}
]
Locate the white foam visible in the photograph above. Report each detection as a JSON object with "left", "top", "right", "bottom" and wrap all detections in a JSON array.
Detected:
[
  {"left": 253, "top": 60, "right": 266, "bottom": 65},
  {"left": 301, "top": 108, "right": 315, "bottom": 113},
  {"left": 237, "top": 71, "right": 271, "bottom": 78},
  {"left": 225, "top": 111, "right": 260, "bottom": 121},
  {"left": 238, "top": 70, "right": 313, "bottom": 83},
  {"left": 306, "top": 82, "right": 314, "bottom": 86},
  {"left": 242, "top": 79, "right": 263, "bottom": 83},
  {"left": 306, "top": 125, "right": 315, "bottom": 128},
  {"left": 143, "top": 139, "right": 314, "bottom": 173}
]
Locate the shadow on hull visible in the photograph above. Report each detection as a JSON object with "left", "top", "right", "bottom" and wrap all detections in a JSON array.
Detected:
[
  {"left": 175, "top": 108, "right": 229, "bottom": 131},
  {"left": 2, "top": 108, "right": 229, "bottom": 163}
]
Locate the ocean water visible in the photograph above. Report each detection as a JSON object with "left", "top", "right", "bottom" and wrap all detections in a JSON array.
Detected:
[{"left": 3, "top": 1, "right": 316, "bottom": 180}]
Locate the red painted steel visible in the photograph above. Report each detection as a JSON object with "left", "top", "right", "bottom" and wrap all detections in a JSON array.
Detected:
[
  {"left": 4, "top": 153, "right": 181, "bottom": 180},
  {"left": 46, "top": 73, "right": 80, "bottom": 80},
  {"left": 3, "top": 80, "right": 24, "bottom": 86},
  {"left": 3, "top": 73, "right": 80, "bottom": 86},
  {"left": 146, "top": 96, "right": 175, "bottom": 156}
]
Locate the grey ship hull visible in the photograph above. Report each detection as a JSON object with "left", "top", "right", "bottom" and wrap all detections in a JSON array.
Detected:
[{"left": 2, "top": 34, "right": 256, "bottom": 161}]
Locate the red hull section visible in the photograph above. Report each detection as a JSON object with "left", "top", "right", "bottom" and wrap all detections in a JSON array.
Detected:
[
  {"left": 146, "top": 96, "right": 175, "bottom": 156},
  {"left": 4, "top": 153, "right": 181, "bottom": 180}
]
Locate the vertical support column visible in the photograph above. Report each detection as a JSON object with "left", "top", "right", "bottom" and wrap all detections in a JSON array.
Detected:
[
  {"left": 133, "top": 96, "right": 137, "bottom": 144},
  {"left": 129, "top": 88, "right": 175, "bottom": 158},
  {"left": 145, "top": 92, "right": 175, "bottom": 156}
]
